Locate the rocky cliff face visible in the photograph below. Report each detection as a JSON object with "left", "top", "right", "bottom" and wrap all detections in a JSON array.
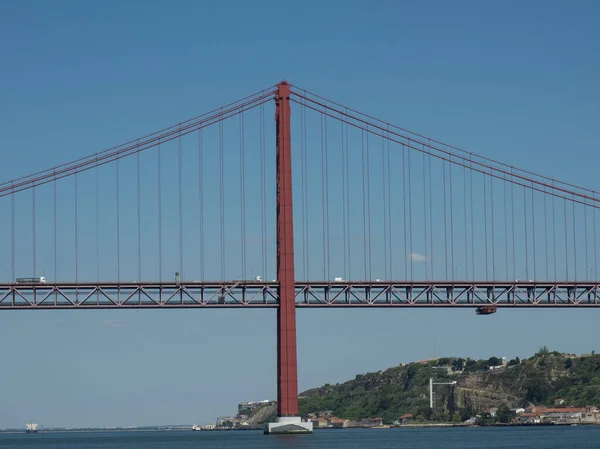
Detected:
[
  {"left": 453, "top": 370, "right": 525, "bottom": 412},
  {"left": 245, "top": 403, "right": 277, "bottom": 426}
]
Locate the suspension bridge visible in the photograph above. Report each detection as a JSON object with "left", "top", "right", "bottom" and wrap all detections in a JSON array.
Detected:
[{"left": 1, "top": 81, "right": 598, "bottom": 433}]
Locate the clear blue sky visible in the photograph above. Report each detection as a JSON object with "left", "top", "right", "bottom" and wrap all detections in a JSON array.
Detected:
[{"left": 0, "top": 0, "right": 599, "bottom": 429}]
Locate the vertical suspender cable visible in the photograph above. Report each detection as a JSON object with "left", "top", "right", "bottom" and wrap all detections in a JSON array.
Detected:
[
  {"left": 552, "top": 185, "right": 556, "bottom": 280},
  {"left": 572, "top": 195, "right": 577, "bottom": 280},
  {"left": 531, "top": 184, "right": 536, "bottom": 280},
  {"left": 324, "top": 115, "right": 330, "bottom": 280},
  {"left": 75, "top": 174, "right": 78, "bottom": 289},
  {"left": 178, "top": 130, "right": 183, "bottom": 280},
  {"left": 465, "top": 166, "right": 469, "bottom": 280},
  {"left": 449, "top": 157, "right": 455, "bottom": 281},
  {"left": 320, "top": 115, "right": 326, "bottom": 279},
  {"left": 403, "top": 144, "right": 407, "bottom": 280},
  {"left": 137, "top": 142, "right": 141, "bottom": 281},
  {"left": 304, "top": 101, "right": 310, "bottom": 279},
  {"left": 241, "top": 113, "right": 247, "bottom": 279},
  {"left": 366, "top": 132, "right": 372, "bottom": 280},
  {"left": 32, "top": 187, "right": 36, "bottom": 278},
  {"left": 260, "top": 103, "right": 267, "bottom": 279},
  {"left": 594, "top": 193, "right": 597, "bottom": 281},
  {"left": 116, "top": 158, "right": 120, "bottom": 285},
  {"left": 429, "top": 152, "right": 434, "bottom": 280},
  {"left": 53, "top": 181, "right": 56, "bottom": 283},
  {"left": 490, "top": 172, "right": 495, "bottom": 281},
  {"left": 442, "top": 160, "right": 448, "bottom": 279},
  {"left": 504, "top": 177, "right": 508, "bottom": 279},
  {"left": 483, "top": 172, "right": 489, "bottom": 280},
  {"left": 407, "top": 141, "right": 413, "bottom": 281},
  {"left": 387, "top": 132, "right": 392, "bottom": 279},
  {"left": 11, "top": 189, "right": 15, "bottom": 281},
  {"left": 523, "top": 187, "right": 528, "bottom": 280},
  {"left": 341, "top": 119, "right": 347, "bottom": 280},
  {"left": 346, "top": 112, "right": 351, "bottom": 279},
  {"left": 299, "top": 101, "right": 306, "bottom": 280},
  {"left": 511, "top": 171, "right": 516, "bottom": 280},
  {"left": 259, "top": 103, "right": 265, "bottom": 278},
  {"left": 544, "top": 188, "right": 548, "bottom": 279},
  {"left": 470, "top": 159, "right": 475, "bottom": 280},
  {"left": 564, "top": 198, "right": 568, "bottom": 280},
  {"left": 198, "top": 130, "right": 204, "bottom": 281},
  {"left": 219, "top": 115, "right": 225, "bottom": 280},
  {"left": 422, "top": 149, "right": 428, "bottom": 281},
  {"left": 584, "top": 199, "right": 588, "bottom": 280},
  {"left": 96, "top": 166, "right": 99, "bottom": 282},
  {"left": 382, "top": 135, "right": 388, "bottom": 279},
  {"left": 362, "top": 131, "right": 367, "bottom": 280},
  {"left": 158, "top": 143, "right": 163, "bottom": 282},
  {"left": 240, "top": 114, "right": 244, "bottom": 278}
]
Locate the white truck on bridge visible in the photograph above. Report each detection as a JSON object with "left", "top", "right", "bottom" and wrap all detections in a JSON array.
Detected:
[{"left": 15, "top": 277, "right": 46, "bottom": 284}]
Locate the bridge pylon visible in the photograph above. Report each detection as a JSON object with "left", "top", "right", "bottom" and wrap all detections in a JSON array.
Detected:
[{"left": 264, "top": 81, "right": 312, "bottom": 435}]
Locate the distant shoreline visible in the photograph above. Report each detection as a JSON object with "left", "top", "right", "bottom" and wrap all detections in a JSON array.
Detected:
[{"left": 2, "top": 422, "right": 598, "bottom": 434}]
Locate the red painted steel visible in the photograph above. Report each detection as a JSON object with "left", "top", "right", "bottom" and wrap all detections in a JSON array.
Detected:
[{"left": 275, "top": 81, "right": 299, "bottom": 417}]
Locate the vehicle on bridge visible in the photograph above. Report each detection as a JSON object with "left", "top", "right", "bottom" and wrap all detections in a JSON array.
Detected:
[{"left": 16, "top": 277, "right": 46, "bottom": 284}]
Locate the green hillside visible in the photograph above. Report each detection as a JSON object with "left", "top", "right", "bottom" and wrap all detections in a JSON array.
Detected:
[{"left": 298, "top": 347, "right": 600, "bottom": 424}]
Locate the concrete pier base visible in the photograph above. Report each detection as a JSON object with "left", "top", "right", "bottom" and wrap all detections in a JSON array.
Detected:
[{"left": 264, "top": 416, "right": 313, "bottom": 434}]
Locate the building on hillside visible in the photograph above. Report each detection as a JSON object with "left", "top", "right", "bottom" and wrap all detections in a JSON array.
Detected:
[
  {"left": 518, "top": 412, "right": 542, "bottom": 424},
  {"left": 399, "top": 414, "right": 413, "bottom": 425},
  {"left": 307, "top": 416, "right": 348, "bottom": 428},
  {"left": 516, "top": 406, "right": 600, "bottom": 425},
  {"left": 484, "top": 408, "right": 498, "bottom": 417},
  {"left": 344, "top": 418, "right": 383, "bottom": 428},
  {"left": 329, "top": 418, "right": 347, "bottom": 428},
  {"left": 237, "top": 400, "right": 275, "bottom": 415}
]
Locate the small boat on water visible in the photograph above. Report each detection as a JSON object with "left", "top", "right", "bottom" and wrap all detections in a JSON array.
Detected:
[
  {"left": 192, "top": 424, "right": 216, "bottom": 431},
  {"left": 25, "top": 422, "right": 39, "bottom": 433}
]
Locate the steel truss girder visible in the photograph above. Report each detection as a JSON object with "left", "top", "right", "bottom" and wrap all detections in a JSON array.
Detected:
[
  {"left": 0, "top": 282, "right": 280, "bottom": 309},
  {"left": 0, "top": 281, "right": 599, "bottom": 309},
  {"left": 294, "top": 282, "right": 600, "bottom": 307}
]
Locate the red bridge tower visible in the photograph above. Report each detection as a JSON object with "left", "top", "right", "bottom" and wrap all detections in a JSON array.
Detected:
[{"left": 264, "top": 82, "right": 313, "bottom": 434}]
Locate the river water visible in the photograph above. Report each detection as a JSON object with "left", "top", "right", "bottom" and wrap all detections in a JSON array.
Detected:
[{"left": 1, "top": 426, "right": 599, "bottom": 448}]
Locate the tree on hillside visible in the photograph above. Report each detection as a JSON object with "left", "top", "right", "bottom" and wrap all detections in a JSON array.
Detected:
[
  {"left": 524, "top": 373, "right": 551, "bottom": 404},
  {"left": 452, "top": 358, "right": 465, "bottom": 371},
  {"left": 508, "top": 357, "right": 520, "bottom": 366},
  {"left": 415, "top": 406, "right": 433, "bottom": 421},
  {"left": 459, "top": 406, "right": 475, "bottom": 422},
  {"left": 488, "top": 357, "right": 501, "bottom": 366},
  {"left": 475, "top": 412, "right": 494, "bottom": 426},
  {"left": 495, "top": 403, "right": 516, "bottom": 423},
  {"left": 536, "top": 346, "right": 550, "bottom": 357},
  {"left": 565, "top": 358, "right": 574, "bottom": 369}
]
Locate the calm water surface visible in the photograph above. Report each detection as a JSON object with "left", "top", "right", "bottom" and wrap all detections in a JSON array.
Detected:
[{"left": 1, "top": 427, "right": 599, "bottom": 449}]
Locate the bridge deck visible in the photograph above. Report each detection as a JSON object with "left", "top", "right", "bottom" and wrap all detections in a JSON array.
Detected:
[{"left": 0, "top": 281, "right": 598, "bottom": 309}]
